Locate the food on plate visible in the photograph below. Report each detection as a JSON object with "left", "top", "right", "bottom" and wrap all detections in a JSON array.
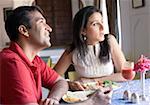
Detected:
[
  {"left": 82, "top": 81, "right": 103, "bottom": 90},
  {"left": 82, "top": 80, "right": 120, "bottom": 90},
  {"left": 103, "top": 80, "right": 121, "bottom": 90},
  {"left": 62, "top": 80, "right": 119, "bottom": 103},
  {"left": 63, "top": 95, "right": 80, "bottom": 103},
  {"left": 103, "top": 80, "right": 116, "bottom": 87},
  {"left": 63, "top": 89, "right": 113, "bottom": 103},
  {"left": 62, "top": 90, "right": 95, "bottom": 103}
]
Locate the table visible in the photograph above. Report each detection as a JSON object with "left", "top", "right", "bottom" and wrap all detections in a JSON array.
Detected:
[
  {"left": 42, "top": 79, "right": 150, "bottom": 105},
  {"left": 111, "top": 78, "right": 150, "bottom": 105}
]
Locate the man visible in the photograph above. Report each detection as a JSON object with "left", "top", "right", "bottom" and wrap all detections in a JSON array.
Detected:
[{"left": 0, "top": 6, "right": 110, "bottom": 105}]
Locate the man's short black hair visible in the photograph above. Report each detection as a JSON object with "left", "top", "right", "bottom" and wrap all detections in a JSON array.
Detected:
[{"left": 5, "top": 6, "right": 44, "bottom": 41}]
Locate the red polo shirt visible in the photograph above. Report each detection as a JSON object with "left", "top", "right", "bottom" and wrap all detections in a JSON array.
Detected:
[{"left": 0, "top": 42, "right": 59, "bottom": 104}]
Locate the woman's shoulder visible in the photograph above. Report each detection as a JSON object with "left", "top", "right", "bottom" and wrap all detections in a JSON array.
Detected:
[
  {"left": 106, "top": 34, "right": 117, "bottom": 44},
  {"left": 107, "top": 34, "right": 116, "bottom": 40}
]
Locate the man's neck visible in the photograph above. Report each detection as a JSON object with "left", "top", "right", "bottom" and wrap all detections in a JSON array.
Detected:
[
  {"left": 24, "top": 49, "right": 37, "bottom": 61},
  {"left": 16, "top": 41, "right": 38, "bottom": 62}
]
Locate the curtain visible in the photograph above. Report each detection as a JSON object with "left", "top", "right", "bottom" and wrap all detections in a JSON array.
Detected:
[{"left": 106, "top": 0, "right": 119, "bottom": 41}]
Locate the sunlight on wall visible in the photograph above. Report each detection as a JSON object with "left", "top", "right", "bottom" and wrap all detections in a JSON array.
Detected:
[
  {"left": 13, "top": 0, "right": 34, "bottom": 9},
  {"left": 100, "top": 0, "right": 109, "bottom": 34}
]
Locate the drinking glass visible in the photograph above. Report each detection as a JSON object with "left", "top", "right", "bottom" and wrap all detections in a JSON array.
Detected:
[{"left": 121, "top": 61, "right": 136, "bottom": 89}]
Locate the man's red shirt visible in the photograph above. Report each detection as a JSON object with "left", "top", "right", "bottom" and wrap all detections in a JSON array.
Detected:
[{"left": 0, "top": 42, "right": 59, "bottom": 104}]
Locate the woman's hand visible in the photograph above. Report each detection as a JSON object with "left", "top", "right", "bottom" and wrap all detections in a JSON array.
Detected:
[{"left": 68, "top": 81, "right": 86, "bottom": 91}]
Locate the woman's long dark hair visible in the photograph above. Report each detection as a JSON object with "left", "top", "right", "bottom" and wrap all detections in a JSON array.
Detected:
[{"left": 68, "top": 6, "right": 110, "bottom": 64}]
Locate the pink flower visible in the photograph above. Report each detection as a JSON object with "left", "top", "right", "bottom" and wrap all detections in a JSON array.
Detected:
[{"left": 133, "top": 55, "right": 150, "bottom": 72}]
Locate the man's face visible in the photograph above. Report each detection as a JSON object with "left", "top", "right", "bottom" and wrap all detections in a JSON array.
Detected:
[{"left": 27, "top": 11, "right": 52, "bottom": 49}]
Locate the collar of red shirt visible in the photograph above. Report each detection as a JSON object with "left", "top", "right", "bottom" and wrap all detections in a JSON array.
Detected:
[{"left": 9, "top": 42, "right": 36, "bottom": 68}]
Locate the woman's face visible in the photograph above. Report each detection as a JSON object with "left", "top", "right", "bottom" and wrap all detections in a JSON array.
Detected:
[{"left": 83, "top": 12, "right": 104, "bottom": 45}]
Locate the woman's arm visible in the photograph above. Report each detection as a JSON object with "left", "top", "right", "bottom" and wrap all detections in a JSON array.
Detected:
[
  {"left": 54, "top": 49, "right": 72, "bottom": 75},
  {"left": 108, "top": 34, "right": 126, "bottom": 72},
  {"left": 81, "top": 73, "right": 126, "bottom": 82},
  {"left": 80, "top": 73, "right": 126, "bottom": 82}
]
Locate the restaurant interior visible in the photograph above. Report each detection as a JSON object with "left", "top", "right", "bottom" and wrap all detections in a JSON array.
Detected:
[{"left": 0, "top": 0, "right": 149, "bottom": 104}]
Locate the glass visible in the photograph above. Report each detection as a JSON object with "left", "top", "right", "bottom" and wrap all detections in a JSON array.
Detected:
[{"left": 121, "top": 61, "right": 136, "bottom": 89}]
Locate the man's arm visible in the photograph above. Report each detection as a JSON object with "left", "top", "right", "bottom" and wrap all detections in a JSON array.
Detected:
[
  {"left": 21, "top": 76, "right": 68, "bottom": 105},
  {"left": 46, "top": 76, "right": 69, "bottom": 104},
  {"left": 41, "top": 90, "right": 110, "bottom": 105}
]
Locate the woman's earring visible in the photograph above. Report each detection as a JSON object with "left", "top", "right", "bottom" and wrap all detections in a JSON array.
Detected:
[
  {"left": 82, "top": 34, "right": 87, "bottom": 41},
  {"left": 83, "top": 36, "right": 87, "bottom": 40}
]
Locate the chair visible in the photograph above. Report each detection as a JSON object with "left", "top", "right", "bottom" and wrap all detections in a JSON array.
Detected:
[{"left": 64, "top": 64, "right": 79, "bottom": 81}]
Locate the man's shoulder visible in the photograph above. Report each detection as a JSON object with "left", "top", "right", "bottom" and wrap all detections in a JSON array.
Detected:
[{"left": 0, "top": 48, "right": 20, "bottom": 61}]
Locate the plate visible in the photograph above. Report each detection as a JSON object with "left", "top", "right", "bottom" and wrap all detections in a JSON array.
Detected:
[
  {"left": 62, "top": 90, "right": 95, "bottom": 103},
  {"left": 111, "top": 83, "right": 122, "bottom": 91},
  {"left": 102, "top": 80, "right": 122, "bottom": 91},
  {"left": 82, "top": 81, "right": 122, "bottom": 91},
  {"left": 62, "top": 81, "right": 121, "bottom": 103}
]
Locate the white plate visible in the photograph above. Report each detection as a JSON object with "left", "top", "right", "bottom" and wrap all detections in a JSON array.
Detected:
[{"left": 112, "top": 83, "right": 122, "bottom": 91}]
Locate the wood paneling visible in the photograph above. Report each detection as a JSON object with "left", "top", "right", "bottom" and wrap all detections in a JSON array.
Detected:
[{"left": 36, "top": 0, "right": 73, "bottom": 47}]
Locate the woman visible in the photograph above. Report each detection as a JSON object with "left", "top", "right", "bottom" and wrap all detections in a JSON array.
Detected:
[{"left": 54, "top": 6, "right": 126, "bottom": 90}]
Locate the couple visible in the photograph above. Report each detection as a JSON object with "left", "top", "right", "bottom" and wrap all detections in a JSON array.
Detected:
[{"left": 0, "top": 6, "right": 112, "bottom": 105}]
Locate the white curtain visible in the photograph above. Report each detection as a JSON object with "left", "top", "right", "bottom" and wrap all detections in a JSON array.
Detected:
[{"left": 100, "top": 0, "right": 109, "bottom": 34}]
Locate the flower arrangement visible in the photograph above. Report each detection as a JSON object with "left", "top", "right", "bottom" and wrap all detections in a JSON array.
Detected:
[
  {"left": 133, "top": 55, "right": 150, "bottom": 72},
  {"left": 133, "top": 55, "right": 150, "bottom": 101}
]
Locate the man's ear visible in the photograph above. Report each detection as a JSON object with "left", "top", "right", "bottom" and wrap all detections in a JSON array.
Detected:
[{"left": 18, "top": 25, "right": 29, "bottom": 37}]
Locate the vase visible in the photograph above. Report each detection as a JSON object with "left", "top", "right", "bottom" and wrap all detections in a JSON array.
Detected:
[{"left": 140, "top": 70, "right": 148, "bottom": 101}]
